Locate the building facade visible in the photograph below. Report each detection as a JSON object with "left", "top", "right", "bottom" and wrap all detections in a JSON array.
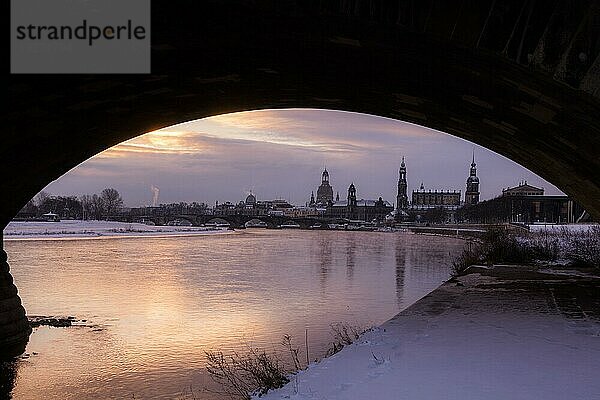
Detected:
[
  {"left": 391, "top": 156, "right": 466, "bottom": 223},
  {"left": 459, "top": 195, "right": 585, "bottom": 224},
  {"left": 502, "top": 181, "right": 544, "bottom": 197},
  {"left": 411, "top": 184, "right": 461, "bottom": 210},
  {"left": 459, "top": 182, "right": 586, "bottom": 224},
  {"left": 327, "top": 183, "right": 393, "bottom": 222}
]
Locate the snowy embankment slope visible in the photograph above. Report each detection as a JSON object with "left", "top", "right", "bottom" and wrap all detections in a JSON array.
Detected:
[
  {"left": 260, "top": 267, "right": 600, "bottom": 400},
  {"left": 3, "top": 220, "right": 228, "bottom": 240}
]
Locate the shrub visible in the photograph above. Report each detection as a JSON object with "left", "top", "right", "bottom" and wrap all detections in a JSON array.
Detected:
[
  {"left": 480, "top": 227, "right": 533, "bottom": 264},
  {"left": 564, "top": 225, "right": 600, "bottom": 268},
  {"left": 451, "top": 225, "right": 600, "bottom": 273},
  {"left": 526, "top": 232, "right": 560, "bottom": 262},
  {"left": 451, "top": 246, "right": 481, "bottom": 277},
  {"left": 205, "top": 347, "right": 289, "bottom": 399}
]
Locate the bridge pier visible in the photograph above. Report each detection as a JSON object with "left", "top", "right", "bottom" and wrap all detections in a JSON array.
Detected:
[{"left": 0, "top": 235, "right": 31, "bottom": 359}]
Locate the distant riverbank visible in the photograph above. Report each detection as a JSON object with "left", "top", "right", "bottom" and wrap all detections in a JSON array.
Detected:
[
  {"left": 5, "top": 220, "right": 596, "bottom": 242},
  {"left": 3, "top": 220, "right": 230, "bottom": 240}
]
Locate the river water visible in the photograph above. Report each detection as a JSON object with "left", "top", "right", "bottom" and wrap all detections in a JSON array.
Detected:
[{"left": 2, "top": 230, "right": 465, "bottom": 399}]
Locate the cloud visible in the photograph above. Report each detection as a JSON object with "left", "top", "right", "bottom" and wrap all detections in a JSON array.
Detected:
[
  {"left": 44, "top": 109, "right": 564, "bottom": 207},
  {"left": 162, "top": 109, "right": 442, "bottom": 153},
  {"left": 97, "top": 130, "right": 215, "bottom": 158}
]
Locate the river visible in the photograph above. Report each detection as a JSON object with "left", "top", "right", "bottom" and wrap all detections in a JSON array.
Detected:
[{"left": 2, "top": 229, "right": 465, "bottom": 399}]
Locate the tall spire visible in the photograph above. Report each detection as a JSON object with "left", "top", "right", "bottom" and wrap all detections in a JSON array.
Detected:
[
  {"left": 466, "top": 151, "right": 480, "bottom": 205},
  {"left": 470, "top": 150, "right": 477, "bottom": 176},
  {"left": 321, "top": 167, "right": 329, "bottom": 183},
  {"left": 397, "top": 156, "right": 408, "bottom": 211}
]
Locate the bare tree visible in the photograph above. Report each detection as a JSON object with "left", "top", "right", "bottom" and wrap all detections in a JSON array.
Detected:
[
  {"left": 100, "top": 188, "right": 123, "bottom": 218},
  {"left": 90, "top": 194, "right": 105, "bottom": 220},
  {"left": 80, "top": 194, "right": 93, "bottom": 220},
  {"left": 34, "top": 191, "right": 50, "bottom": 208}
]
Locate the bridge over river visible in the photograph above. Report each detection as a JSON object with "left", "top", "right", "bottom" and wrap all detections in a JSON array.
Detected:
[{"left": 118, "top": 214, "right": 351, "bottom": 230}]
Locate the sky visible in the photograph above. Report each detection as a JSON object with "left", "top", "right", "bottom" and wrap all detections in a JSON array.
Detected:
[{"left": 42, "top": 109, "right": 563, "bottom": 207}]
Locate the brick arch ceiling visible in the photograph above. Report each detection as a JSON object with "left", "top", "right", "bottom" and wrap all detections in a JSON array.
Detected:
[{"left": 4, "top": 0, "right": 600, "bottom": 227}]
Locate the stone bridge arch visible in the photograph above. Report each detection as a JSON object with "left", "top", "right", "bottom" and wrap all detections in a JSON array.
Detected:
[
  {"left": 203, "top": 217, "right": 233, "bottom": 227},
  {"left": 2, "top": 0, "right": 600, "bottom": 357},
  {"left": 244, "top": 218, "right": 269, "bottom": 228},
  {"left": 164, "top": 216, "right": 195, "bottom": 226}
]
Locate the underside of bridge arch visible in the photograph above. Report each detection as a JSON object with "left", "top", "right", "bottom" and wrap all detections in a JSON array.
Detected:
[{"left": 1, "top": 0, "right": 600, "bottom": 356}]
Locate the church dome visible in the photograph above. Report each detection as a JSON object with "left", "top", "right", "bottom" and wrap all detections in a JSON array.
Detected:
[{"left": 245, "top": 193, "right": 257, "bottom": 205}]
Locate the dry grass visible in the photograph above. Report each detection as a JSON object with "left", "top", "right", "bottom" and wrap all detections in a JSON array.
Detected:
[
  {"left": 204, "top": 346, "right": 289, "bottom": 399},
  {"left": 451, "top": 225, "right": 600, "bottom": 276},
  {"left": 204, "top": 322, "right": 372, "bottom": 399},
  {"left": 326, "top": 323, "right": 371, "bottom": 357}
]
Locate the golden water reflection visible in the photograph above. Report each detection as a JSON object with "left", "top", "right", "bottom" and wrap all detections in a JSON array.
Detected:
[{"left": 5, "top": 230, "right": 464, "bottom": 399}]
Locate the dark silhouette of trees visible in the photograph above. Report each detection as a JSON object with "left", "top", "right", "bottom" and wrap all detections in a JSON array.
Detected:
[
  {"left": 424, "top": 207, "right": 448, "bottom": 224},
  {"left": 100, "top": 188, "right": 123, "bottom": 218},
  {"left": 36, "top": 195, "right": 83, "bottom": 219},
  {"left": 90, "top": 194, "right": 105, "bottom": 220},
  {"left": 34, "top": 191, "right": 50, "bottom": 208},
  {"left": 80, "top": 194, "right": 93, "bottom": 220},
  {"left": 16, "top": 188, "right": 124, "bottom": 220}
]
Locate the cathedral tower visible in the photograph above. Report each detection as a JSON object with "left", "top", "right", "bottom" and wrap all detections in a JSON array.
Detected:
[
  {"left": 396, "top": 157, "right": 408, "bottom": 210},
  {"left": 347, "top": 183, "right": 357, "bottom": 207},
  {"left": 465, "top": 152, "right": 480, "bottom": 205},
  {"left": 316, "top": 167, "right": 334, "bottom": 205},
  {"left": 347, "top": 183, "right": 357, "bottom": 219}
]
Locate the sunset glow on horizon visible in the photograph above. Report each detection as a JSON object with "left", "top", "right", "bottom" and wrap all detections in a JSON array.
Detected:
[{"left": 44, "top": 109, "right": 563, "bottom": 207}]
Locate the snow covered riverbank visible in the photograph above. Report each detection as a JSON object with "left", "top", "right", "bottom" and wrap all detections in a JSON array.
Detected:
[
  {"left": 528, "top": 223, "right": 599, "bottom": 232},
  {"left": 259, "top": 266, "right": 600, "bottom": 400},
  {"left": 3, "top": 220, "right": 229, "bottom": 240}
]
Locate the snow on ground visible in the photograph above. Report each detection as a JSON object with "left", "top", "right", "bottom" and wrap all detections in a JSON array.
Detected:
[
  {"left": 3, "top": 220, "right": 228, "bottom": 240},
  {"left": 259, "top": 267, "right": 600, "bottom": 400},
  {"left": 528, "top": 223, "right": 599, "bottom": 232}
]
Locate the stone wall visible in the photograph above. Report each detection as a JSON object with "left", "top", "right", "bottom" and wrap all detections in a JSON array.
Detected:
[{"left": 0, "top": 246, "right": 31, "bottom": 359}]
